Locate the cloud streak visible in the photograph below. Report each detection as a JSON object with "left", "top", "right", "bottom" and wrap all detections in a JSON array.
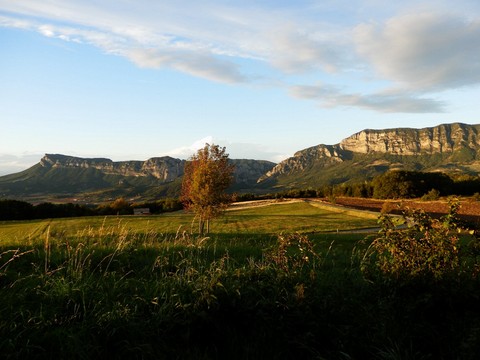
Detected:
[
  {"left": 0, "top": 1, "right": 479, "bottom": 113},
  {"left": 289, "top": 85, "right": 446, "bottom": 113},
  {"left": 354, "top": 12, "right": 480, "bottom": 92},
  {"left": 0, "top": 154, "right": 42, "bottom": 176}
]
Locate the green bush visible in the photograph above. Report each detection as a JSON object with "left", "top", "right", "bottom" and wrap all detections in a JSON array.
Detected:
[
  {"left": 363, "top": 201, "right": 462, "bottom": 280},
  {"left": 421, "top": 188, "right": 440, "bottom": 201}
]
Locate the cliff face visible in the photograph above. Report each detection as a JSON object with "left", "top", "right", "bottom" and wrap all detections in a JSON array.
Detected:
[
  {"left": 340, "top": 123, "right": 480, "bottom": 155},
  {"left": 258, "top": 145, "right": 344, "bottom": 182},
  {"left": 231, "top": 159, "right": 276, "bottom": 185},
  {"left": 40, "top": 154, "right": 186, "bottom": 182},
  {"left": 259, "top": 123, "right": 480, "bottom": 182},
  {"left": 39, "top": 154, "right": 275, "bottom": 185}
]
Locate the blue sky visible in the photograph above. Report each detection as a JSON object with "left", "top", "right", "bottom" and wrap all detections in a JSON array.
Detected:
[{"left": 1, "top": 0, "right": 479, "bottom": 175}]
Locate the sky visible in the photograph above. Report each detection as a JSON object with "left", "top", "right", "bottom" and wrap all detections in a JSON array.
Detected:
[{"left": 1, "top": 0, "right": 479, "bottom": 175}]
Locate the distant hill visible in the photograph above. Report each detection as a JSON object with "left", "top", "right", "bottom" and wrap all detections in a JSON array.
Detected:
[
  {"left": 0, "top": 154, "right": 275, "bottom": 203},
  {"left": 2, "top": 122, "right": 480, "bottom": 203}
]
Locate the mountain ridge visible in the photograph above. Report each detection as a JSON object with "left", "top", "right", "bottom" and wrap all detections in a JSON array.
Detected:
[
  {"left": 259, "top": 122, "right": 480, "bottom": 185},
  {"left": 2, "top": 122, "right": 480, "bottom": 202},
  {"left": 0, "top": 154, "right": 276, "bottom": 202}
]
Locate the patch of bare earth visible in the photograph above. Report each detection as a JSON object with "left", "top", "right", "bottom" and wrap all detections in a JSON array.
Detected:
[{"left": 332, "top": 197, "right": 480, "bottom": 225}]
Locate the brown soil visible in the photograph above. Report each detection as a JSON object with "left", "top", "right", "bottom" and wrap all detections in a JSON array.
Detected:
[{"left": 332, "top": 197, "right": 480, "bottom": 226}]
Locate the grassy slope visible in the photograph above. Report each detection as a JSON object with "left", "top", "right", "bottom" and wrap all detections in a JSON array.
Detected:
[
  {"left": 267, "top": 152, "right": 480, "bottom": 190},
  {"left": 0, "top": 163, "right": 181, "bottom": 202}
]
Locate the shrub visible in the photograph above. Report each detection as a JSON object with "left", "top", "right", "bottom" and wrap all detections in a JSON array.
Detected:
[
  {"left": 380, "top": 201, "right": 399, "bottom": 215},
  {"left": 266, "top": 233, "right": 320, "bottom": 275},
  {"left": 421, "top": 188, "right": 440, "bottom": 201},
  {"left": 363, "top": 201, "right": 462, "bottom": 280}
]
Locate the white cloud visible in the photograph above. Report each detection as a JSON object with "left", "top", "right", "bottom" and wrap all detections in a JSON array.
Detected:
[
  {"left": 1, "top": 1, "right": 479, "bottom": 113},
  {"left": 290, "top": 84, "right": 446, "bottom": 113},
  {"left": 164, "top": 137, "right": 284, "bottom": 162},
  {"left": 164, "top": 136, "right": 214, "bottom": 159},
  {"left": 126, "top": 48, "right": 247, "bottom": 84},
  {"left": 0, "top": 154, "right": 42, "bottom": 176},
  {"left": 264, "top": 23, "right": 347, "bottom": 74},
  {"left": 220, "top": 142, "right": 285, "bottom": 163},
  {"left": 354, "top": 12, "right": 480, "bottom": 91}
]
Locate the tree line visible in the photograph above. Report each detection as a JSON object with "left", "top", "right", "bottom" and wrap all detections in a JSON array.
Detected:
[
  {"left": 0, "top": 198, "right": 182, "bottom": 221},
  {"left": 237, "top": 170, "right": 480, "bottom": 201}
]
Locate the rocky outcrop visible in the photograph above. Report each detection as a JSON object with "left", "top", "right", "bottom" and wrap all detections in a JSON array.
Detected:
[
  {"left": 231, "top": 159, "right": 276, "bottom": 185},
  {"left": 258, "top": 145, "right": 344, "bottom": 182},
  {"left": 258, "top": 123, "right": 480, "bottom": 182},
  {"left": 40, "top": 154, "right": 185, "bottom": 182},
  {"left": 141, "top": 157, "right": 186, "bottom": 181},
  {"left": 340, "top": 123, "right": 480, "bottom": 155},
  {"left": 39, "top": 154, "right": 275, "bottom": 185}
]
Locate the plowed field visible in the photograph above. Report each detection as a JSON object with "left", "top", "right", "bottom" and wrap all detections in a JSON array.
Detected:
[{"left": 332, "top": 197, "right": 480, "bottom": 225}]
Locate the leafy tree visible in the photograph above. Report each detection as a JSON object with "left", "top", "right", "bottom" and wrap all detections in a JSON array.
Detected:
[
  {"left": 0, "top": 199, "right": 34, "bottom": 220},
  {"left": 372, "top": 170, "right": 453, "bottom": 199},
  {"left": 181, "top": 144, "right": 235, "bottom": 235}
]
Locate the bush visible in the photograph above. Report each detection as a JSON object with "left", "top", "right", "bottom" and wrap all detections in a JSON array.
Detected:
[
  {"left": 266, "top": 233, "right": 320, "bottom": 274},
  {"left": 363, "top": 201, "right": 463, "bottom": 280},
  {"left": 421, "top": 188, "right": 440, "bottom": 201}
]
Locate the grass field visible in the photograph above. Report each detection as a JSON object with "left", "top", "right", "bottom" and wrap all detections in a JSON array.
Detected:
[
  {"left": 1, "top": 201, "right": 480, "bottom": 359},
  {"left": 0, "top": 200, "right": 379, "bottom": 246}
]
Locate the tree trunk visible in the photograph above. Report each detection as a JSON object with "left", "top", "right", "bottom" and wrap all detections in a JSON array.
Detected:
[{"left": 199, "top": 218, "right": 205, "bottom": 235}]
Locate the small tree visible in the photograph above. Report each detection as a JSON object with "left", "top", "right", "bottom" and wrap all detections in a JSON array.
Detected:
[{"left": 181, "top": 144, "right": 235, "bottom": 235}]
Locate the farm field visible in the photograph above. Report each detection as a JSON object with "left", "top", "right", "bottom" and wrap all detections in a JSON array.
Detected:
[
  {"left": 0, "top": 200, "right": 379, "bottom": 246},
  {"left": 334, "top": 196, "right": 480, "bottom": 224},
  {"left": 1, "top": 199, "right": 480, "bottom": 359}
]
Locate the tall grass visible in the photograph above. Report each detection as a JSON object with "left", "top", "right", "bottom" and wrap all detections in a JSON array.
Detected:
[{"left": 2, "top": 207, "right": 480, "bottom": 358}]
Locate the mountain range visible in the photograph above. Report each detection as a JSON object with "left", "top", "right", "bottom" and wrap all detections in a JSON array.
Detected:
[{"left": 2, "top": 122, "right": 480, "bottom": 203}]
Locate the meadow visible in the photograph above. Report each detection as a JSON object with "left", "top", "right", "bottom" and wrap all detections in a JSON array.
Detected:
[{"left": 1, "top": 200, "right": 480, "bottom": 359}]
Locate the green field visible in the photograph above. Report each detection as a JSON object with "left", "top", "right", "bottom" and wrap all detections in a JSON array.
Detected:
[
  {"left": 0, "top": 200, "right": 379, "bottom": 246},
  {"left": 1, "top": 201, "right": 479, "bottom": 359}
]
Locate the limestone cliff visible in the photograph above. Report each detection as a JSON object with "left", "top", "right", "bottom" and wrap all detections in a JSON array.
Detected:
[
  {"left": 340, "top": 123, "right": 480, "bottom": 155},
  {"left": 40, "top": 154, "right": 186, "bottom": 182},
  {"left": 258, "top": 145, "right": 344, "bottom": 182},
  {"left": 259, "top": 123, "right": 480, "bottom": 182},
  {"left": 39, "top": 154, "right": 275, "bottom": 185}
]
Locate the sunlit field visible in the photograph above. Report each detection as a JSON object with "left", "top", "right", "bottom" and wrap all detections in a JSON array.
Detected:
[
  {"left": 1, "top": 201, "right": 480, "bottom": 359},
  {"left": 0, "top": 200, "right": 378, "bottom": 246}
]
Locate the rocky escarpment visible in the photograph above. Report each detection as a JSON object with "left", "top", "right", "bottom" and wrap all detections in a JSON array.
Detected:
[
  {"left": 39, "top": 154, "right": 276, "bottom": 185},
  {"left": 340, "top": 123, "right": 480, "bottom": 155},
  {"left": 40, "top": 154, "right": 186, "bottom": 182},
  {"left": 231, "top": 159, "right": 276, "bottom": 185},
  {"left": 1, "top": 154, "right": 277, "bottom": 201},
  {"left": 258, "top": 145, "right": 345, "bottom": 182},
  {"left": 258, "top": 123, "right": 480, "bottom": 182}
]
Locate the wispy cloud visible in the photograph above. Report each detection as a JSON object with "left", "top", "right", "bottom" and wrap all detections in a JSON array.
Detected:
[
  {"left": 164, "top": 137, "right": 283, "bottom": 162},
  {"left": 164, "top": 136, "right": 214, "bottom": 159},
  {"left": 290, "top": 84, "right": 446, "bottom": 113},
  {"left": 126, "top": 48, "right": 246, "bottom": 84},
  {"left": 354, "top": 12, "right": 480, "bottom": 92},
  {"left": 0, "top": 153, "right": 42, "bottom": 176},
  {"left": 0, "top": 1, "right": 479, "bottom": 113}
]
